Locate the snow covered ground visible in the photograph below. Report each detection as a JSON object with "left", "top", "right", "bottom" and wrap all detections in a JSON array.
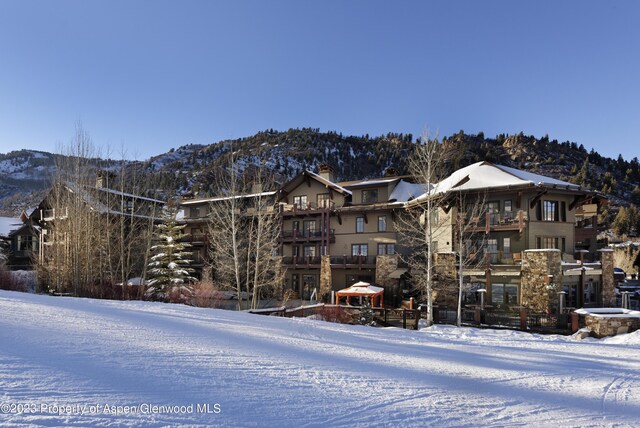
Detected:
[{"left": 1, "top": 290, "right": 639, "bottom": 427}]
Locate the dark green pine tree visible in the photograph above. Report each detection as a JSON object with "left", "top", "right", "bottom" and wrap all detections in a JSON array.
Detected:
[{"left": 147, "top": 205, "right": 196, "bottom": 302}]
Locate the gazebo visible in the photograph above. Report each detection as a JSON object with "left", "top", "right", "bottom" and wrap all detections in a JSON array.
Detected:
[{"left": 335, "top": 281, "right": 384, "bottom": 307}]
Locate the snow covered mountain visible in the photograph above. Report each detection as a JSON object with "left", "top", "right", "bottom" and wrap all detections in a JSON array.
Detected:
[
  {"left": 0, "top": 150, "right": 58, "bottom": 215},
  {"left": 2, "top": 128, "right": 638, "bottom": 216}
]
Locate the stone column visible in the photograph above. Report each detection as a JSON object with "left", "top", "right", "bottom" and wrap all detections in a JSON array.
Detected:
[
  {"left": 375, "top": 254, "right": 399, "bottom": 288},
  {"left": 434, "top": 252, "right": 457, "bottom": 280},
  {"left": 521, "top": 249, "right": 563, "bottom": 312},
  {"left": 599, "top": 249, "right": 615, "bottom": 307},
  {"left": 320, "top": 255, "right": 332, "bottom": 298}
]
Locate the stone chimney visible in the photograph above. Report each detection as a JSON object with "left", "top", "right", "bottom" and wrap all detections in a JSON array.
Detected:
[{"left": 318, "top": 163, "right": 336, "bottom": 183}]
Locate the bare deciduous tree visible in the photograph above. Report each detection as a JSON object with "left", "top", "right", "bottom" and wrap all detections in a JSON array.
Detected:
[{"left": 397, "top": 131, "right": 445, "bottom": 326}]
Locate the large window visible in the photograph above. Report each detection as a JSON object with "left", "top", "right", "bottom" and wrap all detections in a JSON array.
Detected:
[
  {"left": 504, "top": 200, "right": 513, "bottom": 221},
  {"left": 377, "top": 243, "right": 395, "bottom": 255},
  {"left": 356, "top": 217, "right": 365, "bottom": 233},
  {"left": 486, "top": 238, "right": 498, "bottom": 263},
  {"left": 303, "top": 245, "right": 316, "bottom": 257},
  {"left": 378, "top": 215, "right": 387, "bottom": 232},
  {"left": 317, "top": 193, "right": 330, "bottom": 208},
  {"left": 487, "top": 202, "right": 500, "bottom": 225},
  {"left": 492, "top": 284, "right": 518, "bottom": 306},
  {"left": 303, "top": 220, "right": 316, "bottom": 237},
  {"left": 352, "top": 244, "right": 368, "bottom": 256},
  {"left": 293, "top": 195, "right": 307, "bottom": 210},
  {"left": 537, "top": 236, "right": 566, "bottom": 252},
  {"left": 362, "top": 189, "right": 378, "bottom": 203},
  {"left": 543, "top": 200, "right": 559, "bottom": 221},
  {"left": 503, "top": 238, "right": 511, "bottom": 259}
]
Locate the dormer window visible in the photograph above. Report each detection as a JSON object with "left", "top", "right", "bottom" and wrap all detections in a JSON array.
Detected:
[{"left": 362, "top": 189, "right": 378, "bottom": 204}]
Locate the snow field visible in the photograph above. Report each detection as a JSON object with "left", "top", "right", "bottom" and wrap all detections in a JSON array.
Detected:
[{"left": 1, "top": 290, "right": 639, "bottom": 427}]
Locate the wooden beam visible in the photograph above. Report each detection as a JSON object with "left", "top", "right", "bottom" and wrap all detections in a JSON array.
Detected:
[
  {"left": 569, "top": 194, "right": 587, "bottom": 211},
  {"left": 529, "top": 190, "right": 547, "bottom": 209}
]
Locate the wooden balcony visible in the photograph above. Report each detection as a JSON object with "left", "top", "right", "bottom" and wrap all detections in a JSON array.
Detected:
[
  {"left": 280, "top": 200, "right": 335, "bottom": 217},
  {"left": 467, "top": 210, "right": 527, "bottom": 234},
  {"left": 282, "top": 256, "right": 322, "bottom": 269},
  {"left": 330, "top": 255, "right": 377, "bottom": 269},
  {"left": 281, "top": 229, "right": 335, "bottom": 243}
]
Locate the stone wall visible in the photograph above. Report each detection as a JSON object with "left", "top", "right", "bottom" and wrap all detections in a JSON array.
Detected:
[
  {"left": 433, "top": 252, "right": 458, "bottom": 307},
  {"left": 521, "top": 249, "right": 563, "bottom": 312},
  {"left": 584, "top": 314, "right": 640, "bottom": 338},
  {"left": 375, "top": 255, "right": 398, "bottom": 288},
  {"left": 599, "top": 249, "right": 616, "bottom": 306}
]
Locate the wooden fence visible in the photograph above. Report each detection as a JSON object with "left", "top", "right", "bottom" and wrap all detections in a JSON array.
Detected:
[{"left": 248, "top": 304, "right": 421, "bottom": 330}]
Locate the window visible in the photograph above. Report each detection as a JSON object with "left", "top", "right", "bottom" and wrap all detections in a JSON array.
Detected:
[
  {"left": 292, "top": 221, "right": 299, "bottom": 231},
  {"left": 378, "top": 215, "right": 387, "bottom": 232},
  {"left": 503, "top": 238, "right": 511, "bottom": 258},
  {"left": 543, "top": 201, "right": 559, "bottom": 221},
  {"left": 352, "top": 244, "right": 368, "bottom": 256},
  {"left": 302, "top": 275, "right": 317, "bottom": 299},
  {"left": 190, "top": 207, "right": 200, "bottom": 218},
  {"left": 492, "top": 284, "right": 518, "bottom": 306},
  {"left": 362, "top": 189, "right": 378, "bottom": 203},
  {"left": 303, "top": 220, "right": 316, "bottom": 237},
  {"left": 486, "top": 238, "right": 498, "bottom": 263},
  {"left": 317, "top": 193, "right": 330, "bottom": 208},
  {"left": 487, "top": 202, "right": 500, "bottom": 225},
  {"left": 504, "top": 200, "right": 513, "bottom": 221},
  {"left": 377, "top": 243, "right": 395, "bottom": 255},
  {"left": 356, "top": 217, "right": 365, "bottom": 233},
  {"left": 303, "top": 245, "right": 316, "bottom": 257},
  {"left": 293, "top": 195, "right": 307, "bottom": 210},
  {"left": 292, "top": 246, "right": 299, "bottom": 257},
  {"left": 537, "top": 237, "right": 566, "bottom": 252}
]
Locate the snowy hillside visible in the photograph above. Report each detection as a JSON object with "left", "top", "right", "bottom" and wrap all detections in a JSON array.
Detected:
[{"left": 1, "top": 291, "right": 639, "bottom": 427}]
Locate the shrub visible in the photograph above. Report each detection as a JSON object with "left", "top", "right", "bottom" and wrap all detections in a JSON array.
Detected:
[
  {"left": 190, "top": 281, "right": 226, "bottom": 308},
  {"left": 317, "top": 306, "right": 354, "bottom": 324},
  {"left": 0, "top": 265, "right": 30, "bottom": 292}
]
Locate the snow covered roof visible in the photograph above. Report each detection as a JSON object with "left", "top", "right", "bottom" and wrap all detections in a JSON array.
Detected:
[
  {"left": 306, "top": 171, "right": 352, "bottom": 195},
  {"left": 388, "top": 180, "right": 430, "bottom": 203},
  {"left": 181, "top": 191, "right": 277, "bottom": 205},
  {"left": 410, "top": 161, "right": 588, "bottom": 205},
  {"left": 0, "top": 217, "right": 22, "bottom": 237},
  {"left": 336, "top": 281, "right": 384, "bottom": 296},
  {"left": 344, "top": 177, "right": 399, "bottom": 188}
]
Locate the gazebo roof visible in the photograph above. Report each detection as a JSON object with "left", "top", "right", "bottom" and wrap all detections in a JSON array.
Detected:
[{"left": 336, "top": 282, "right": 384, "bottom": 296}]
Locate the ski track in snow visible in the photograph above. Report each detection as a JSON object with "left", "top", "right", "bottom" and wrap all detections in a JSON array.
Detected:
[{"left": 1, "top": 290, "right": 639, "bottom": 427}]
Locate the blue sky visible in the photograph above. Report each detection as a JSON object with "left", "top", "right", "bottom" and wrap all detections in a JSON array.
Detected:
[{"left": 1, "top": 0, "right": 638, "bottom": 161}]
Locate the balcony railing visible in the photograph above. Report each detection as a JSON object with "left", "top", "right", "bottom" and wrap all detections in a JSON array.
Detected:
[
  {"left": 281, "top": 200, "right": 335, "bottom": 214},
  {"left": 181, "top": 234, "right": 208, "bottom": 244},
  {"left": 467, "top": 210, "right": 527, "bottom": 233},
  {"left": 282, "top": 256, "right": 322, "bottom": 267},
  {"left": 330, "top": 255, "right": 377, "bottom": 268},
  {"left": 281, "top": 229, "right": 335, "bottom": 241}
]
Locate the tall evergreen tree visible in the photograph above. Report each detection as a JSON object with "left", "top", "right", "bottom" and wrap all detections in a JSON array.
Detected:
[{"left": 146, "top": 204, "right": 196, "bottom": 302}]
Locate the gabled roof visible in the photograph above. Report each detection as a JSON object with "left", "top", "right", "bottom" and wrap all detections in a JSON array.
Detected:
[
  {"left": 278, "top": 170, "right": 352, "bottom": 200},
  {"left": 411, "top": 161, "right": 588, "bottom": 205}
]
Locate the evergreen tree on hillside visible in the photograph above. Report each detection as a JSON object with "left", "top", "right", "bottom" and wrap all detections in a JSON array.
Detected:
[{"left": 146, "top": 204, "right": 196, "bottom": 302}]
